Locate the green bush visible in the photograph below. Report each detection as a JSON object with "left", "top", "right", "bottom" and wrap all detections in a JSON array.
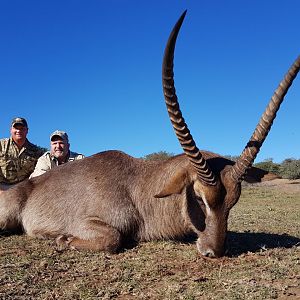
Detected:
[
  {"left": 142, "top": 151, "right": 174, "bottom": 161},
  {"left": 279, "top": 158, "right": 300, "bottom": 179},
  {"left": 254, "top": 159, "right": 280, "bottom": 176},
  {"left": 143, "top": 152, "right": 300, "bottom": 179},
  {"left": 37, "top": 145, "right": 48, "bottom": 153}
]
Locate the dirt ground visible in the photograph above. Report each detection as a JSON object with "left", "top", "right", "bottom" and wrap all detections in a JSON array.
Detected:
[{"left": 253, "top": 178, "right": 300, "bottom": 194}]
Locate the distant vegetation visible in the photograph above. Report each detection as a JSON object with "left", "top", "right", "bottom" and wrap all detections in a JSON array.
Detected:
[
  {"left": 37, "top": 145, "right": 48, "bottom": 153},
  {"left": 143, "top": 152, "right": 300, "bottom": 179},
  {"left": 255, "top": 158, "right": 300, "bottom": 180},
  {"left": 142, "top": 151, "right": 174, "bottom": 161}
]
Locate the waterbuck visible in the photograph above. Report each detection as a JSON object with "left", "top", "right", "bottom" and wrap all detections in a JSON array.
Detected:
[{"left": 0, "top": 11, "right": 299, "bottom": 258}]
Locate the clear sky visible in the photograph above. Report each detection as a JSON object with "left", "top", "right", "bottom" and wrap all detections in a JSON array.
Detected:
[{"left": 1, "top": 1, "right": 299, "bottom": 163}]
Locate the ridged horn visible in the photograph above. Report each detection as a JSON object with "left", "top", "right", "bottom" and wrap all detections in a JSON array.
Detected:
[
  {"left": 230, "top": 55, "right": 300, "bottom": 182},
  {"left": 162, "top": 11, "right": 216, "bottom": 186}
]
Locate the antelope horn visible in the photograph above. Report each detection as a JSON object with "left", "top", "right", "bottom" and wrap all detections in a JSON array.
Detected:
[
  {"left": 162, "top": 11, "right": 216, "bottom": 186},
  {"left": 230, "top": 55, "right": 300, "bottom": 182}
]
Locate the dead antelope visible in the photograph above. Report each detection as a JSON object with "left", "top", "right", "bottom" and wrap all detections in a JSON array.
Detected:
[{"left": 0, "top": 11, "right": 299, "bottom": 258}]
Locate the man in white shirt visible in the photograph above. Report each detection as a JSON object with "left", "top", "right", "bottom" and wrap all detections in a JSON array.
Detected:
[{"left": 30, "top": 130, "right": 84, "bottom": 178}]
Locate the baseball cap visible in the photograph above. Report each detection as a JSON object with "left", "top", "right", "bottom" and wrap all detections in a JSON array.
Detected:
[
  {"left": 11, "top": 117, "right": 28, "bottom": 128},
  {"left": 50, "top": 130, "right": 69, "bottom": 143}
]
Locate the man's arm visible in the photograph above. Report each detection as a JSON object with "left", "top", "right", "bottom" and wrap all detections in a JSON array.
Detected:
[{"left": 29, "top": 154, "right": 51, "bottom": 178}]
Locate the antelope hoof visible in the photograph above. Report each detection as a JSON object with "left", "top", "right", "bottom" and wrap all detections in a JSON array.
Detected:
[{"left": 55, "top": 235, "right": 75, "bottom": 251}]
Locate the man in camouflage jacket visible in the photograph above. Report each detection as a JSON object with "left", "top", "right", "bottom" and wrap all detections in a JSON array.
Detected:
[{"left": 0, "top": 118, "right": 44, "bottom": 189}]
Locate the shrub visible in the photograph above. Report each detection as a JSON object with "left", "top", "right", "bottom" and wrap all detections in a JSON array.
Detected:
[
  {"left": 279, "top": 158, "right": 300, "bottom": 179},
  {"left": 37, "top": 145, "right": 48, "bottom": 153},
  {"left": 143, "top": 151, "right": 174, "bottom": 161},
  {"left": 254, "top": 159, "right": 280, "bottom": 176}
]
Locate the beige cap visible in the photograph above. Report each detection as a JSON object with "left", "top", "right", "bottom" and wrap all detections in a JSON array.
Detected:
[{"left": 50, "top": 130, "right": 69, "bottom": 143}]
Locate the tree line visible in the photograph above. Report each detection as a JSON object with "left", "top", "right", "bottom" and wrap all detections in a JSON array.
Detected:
[{"left": 142, "top": 152, "right": 300, "bottom": 180}]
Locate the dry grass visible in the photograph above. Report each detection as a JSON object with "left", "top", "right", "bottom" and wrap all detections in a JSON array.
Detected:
[{"left": 0, "top": 181, "right": 299, "bottom": 299}]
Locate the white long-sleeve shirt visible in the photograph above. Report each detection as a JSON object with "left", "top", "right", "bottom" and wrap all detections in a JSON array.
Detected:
[{"left": 30, "top": 151, "right": 84, "bottom": 178}]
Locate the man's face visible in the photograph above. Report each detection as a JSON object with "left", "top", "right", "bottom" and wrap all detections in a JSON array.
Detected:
[
  {"left": 50, "top": 137, "right": 70, "bottom": 161},
  {"left": 10, "top": 124, "right": 28, "bottom": 143}
]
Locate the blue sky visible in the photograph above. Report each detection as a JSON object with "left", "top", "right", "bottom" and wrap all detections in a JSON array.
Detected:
[{"left": 1, "top": 1, "right": 299, "bottom": 163}]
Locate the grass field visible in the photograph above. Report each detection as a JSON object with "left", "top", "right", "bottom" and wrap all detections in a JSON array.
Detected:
[{"left": 0, "top": 181, "right": 299, "bottom": 299}]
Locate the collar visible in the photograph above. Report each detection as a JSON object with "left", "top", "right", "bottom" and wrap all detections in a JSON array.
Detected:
[{"left": 10, "top": 137, "right": 29, "bottom": 150}]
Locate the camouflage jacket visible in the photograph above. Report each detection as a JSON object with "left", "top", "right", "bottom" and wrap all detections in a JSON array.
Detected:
[
  {"left": 29, "top": 151, "right": 84, "bottom": 178},
  {"left": 0, "top": 138, "right": 44, "bottom": 184}
]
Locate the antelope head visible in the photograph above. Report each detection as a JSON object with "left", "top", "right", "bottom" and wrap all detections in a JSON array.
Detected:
[{"left": 159, "top": 11, "right": 300, "bottom": 258}]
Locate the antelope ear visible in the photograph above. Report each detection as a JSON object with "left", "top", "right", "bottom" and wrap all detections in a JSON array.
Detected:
[
  {"left": 154, "top": 168, "right": 189, "bottom": 198},
  {"left": 244, "top": 166, "right": 281, "bottom": 183}
]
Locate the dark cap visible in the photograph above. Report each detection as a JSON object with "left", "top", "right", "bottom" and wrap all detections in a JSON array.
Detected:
[
  {"left": 11, "top": 117, "right": 28, "bottom": 128},
  {"left": 50, "top": 130, "right": 69, "bottom": 143}
]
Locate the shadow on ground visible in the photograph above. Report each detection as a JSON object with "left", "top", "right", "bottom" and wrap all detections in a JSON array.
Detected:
[
  {"left": 227, "top": 231, "right": 300, "bottom": 257},
  {"left": 1, "top": 229, "right": 299, "bottom": 258},
  {"left": 0, "top": 228, "right": 23, "bottom": 237}
]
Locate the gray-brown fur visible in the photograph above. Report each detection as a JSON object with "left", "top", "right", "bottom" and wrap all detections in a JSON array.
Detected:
[
  {"left": 1, "top": 151, "right": 194, "bottom": 240},
  {"left": 0, "top": 150, "right": 268, "bottom": 257}
]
